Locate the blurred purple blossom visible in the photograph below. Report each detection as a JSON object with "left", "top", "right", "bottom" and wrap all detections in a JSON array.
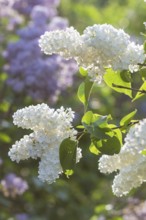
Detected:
[
  {"left": 4, "top": 4, "right": 77, "bottom": 102},
  {"left": 12, "top": 0, "right": 60, "bottom": 16},
  {"left": 122, "top": 198, "right": 146, "bottom": 220},
  {"left": 0, "top": 173, "right": 28, "bottom": 198},
  {"left": 15, "top": 213, "right": 29, "bottom": 220},
  {"left": 0, "top": 0, "right": 24, "bottom": 30},
  {"left": 0, "top": 0, "right": 16, "bottom": 17},
  {"left": 48, "top": 16, "right": 69, "bottom": 31}
]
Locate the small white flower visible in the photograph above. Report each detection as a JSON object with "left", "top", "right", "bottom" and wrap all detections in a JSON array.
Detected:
[
  {"left": 8, "top": 104, "right": 82, "bottom": 184},
  {"left": 98, "top": 119, "right": 146, "bottom": 197}
]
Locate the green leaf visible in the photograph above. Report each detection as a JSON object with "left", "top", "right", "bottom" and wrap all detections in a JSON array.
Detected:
[
  {"left": 89, "top": 142, "right": 100, "bottom": 155},
  {"left": 82, "top": 111, "right": 114, "bottom": 139},
  {"left": 77, "top": 77, "right": 93, "bottom": 110},
  {"left": 0, "top": 101, "right": 10, "bottom": 112},
  {"left": 82, "top": 111, "right": 93, "bottom": 125},
  {"left": 91, "top": 135, "right": 121, "bottom": 155},
  {"left": 65, "top": 170, "right": 74, "bottom": 177},
  {"left": 94, "top": 204, "right": 106, "bottom": 214},
  {"left": 120, "top": 109, "right": 137, "bottom": 126},
  {"left": 108, "top": 124, "right": 123, "bottom": 145},
  {"left": 141, "top": 149, "right": 146, "bottom": 156},
  {"left": 84, "top": 77, "right": 93, "bottom": 105},
  {"left": 82, "top": 111, "right": 112, "bottom": 126},
  {"left": 82, "top": 123, "right": 109, "bottom": 139},
  {"left": 91, "top": 126, "right": 111, "bottom": 139},
  {"left": 113, "top": 128, "right": 123, "bottom": 146},
  {"left": 79, "top": 67, "right": 88, "bottom": 76},
  {"left": 76, "top": 125, "right": 84, "bottom": 129},
  {"left": 133, "top": 81, "right": 146, "bottom": 101},
  {"left": 0, "top": 132, "right": 11, "bottom": 143},
  {"left": 139, "top": 67, "right": 146, "bottom": 80},
  {"left": 93, "top": 115, "right": 112, "bottom": 129},
  {"left": 0, "top": 73, "right": 7, "bottom": 81},
  {"left": 59, "top": 138, "right": 77, "bottom": 172},
  {"left": 103, "top": 69, "right": 132, "bottom": 98},
  {"left": 93, "top": 139, "right": 102, "bottom": 149},
  {"left": 99, "top": 136, "right": 121, "bottom": 155},
  {"left": 120, "top": 70, "right": 132, "bottom": 82},
  {"left": 77, "top": 82, "right": 85, "bottom": 105}
]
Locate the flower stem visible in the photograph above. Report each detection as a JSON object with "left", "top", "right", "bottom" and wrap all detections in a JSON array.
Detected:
[{"left": 112, "top": 83, "right": 146, "bottom": 94}]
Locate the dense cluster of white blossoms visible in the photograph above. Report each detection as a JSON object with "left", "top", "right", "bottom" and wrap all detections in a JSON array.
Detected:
[
  {"left": 98, "top": 119, "right": 146, "bottom": 197},
  {"left": 39, "top": 24, "right": 145, "bottom": 83},
  {"left": 8, "top": 104, "right": 82, "bottom": 184}
]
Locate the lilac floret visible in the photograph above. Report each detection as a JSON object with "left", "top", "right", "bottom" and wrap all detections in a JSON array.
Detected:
[{"left": 0, "top": 173, "right": 28, "bottom": 198}]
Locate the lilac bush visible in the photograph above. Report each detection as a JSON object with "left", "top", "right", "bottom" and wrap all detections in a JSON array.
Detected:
[{"left": 4, "top": 1, "right": 77, "bottom": 102}]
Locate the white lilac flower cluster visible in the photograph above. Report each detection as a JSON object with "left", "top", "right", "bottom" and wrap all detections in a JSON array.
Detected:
[
  {"left": 39, "top": 24, "right": 145, "bottom": 83},
  {"left": 98, "top": 119, "right": 146, "bottom": 197},
  {"left": 8, "top": 104, "right": 82, "bottom": 184}
]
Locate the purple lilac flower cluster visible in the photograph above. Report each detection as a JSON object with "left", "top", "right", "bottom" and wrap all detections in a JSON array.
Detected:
[
  {"left": 4, "top": 1, "right": 77, "bottom": 102},
  {"left": 0, "top": 173, "right": 28, "bottom": 198},
  {"left": 12, "top": 0, "right": 60, "bottom": 16}
]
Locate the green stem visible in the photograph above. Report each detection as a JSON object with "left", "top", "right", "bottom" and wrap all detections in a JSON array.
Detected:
[
  {"left": 77, "top": 131, "right": 86, "bottom": 141},
  {"left": 112, "top": 83, "right": 146, "bottom": 94},
  {"left": 112, "top": 120, "right": 139, "bottom": 130}
]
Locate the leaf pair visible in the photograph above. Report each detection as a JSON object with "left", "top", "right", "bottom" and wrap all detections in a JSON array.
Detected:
[
  {"left": 82, "top": 111, "right": 122, "bottom": 155},
  {"left": 104, "top": 69, "right": 132, "bottom": 98},
  {"left": 104, "top": 68, "right": 146, "bottom": 102}
]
